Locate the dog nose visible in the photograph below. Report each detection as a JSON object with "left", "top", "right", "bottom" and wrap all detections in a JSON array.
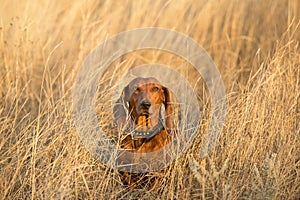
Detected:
[{"left": 140, "top": 100, "right": 151, "bottom": 109}]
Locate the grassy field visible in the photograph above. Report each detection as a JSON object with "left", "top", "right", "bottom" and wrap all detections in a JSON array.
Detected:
[{"left": 0, "top": 0, "right": 299, "bottom": 199}]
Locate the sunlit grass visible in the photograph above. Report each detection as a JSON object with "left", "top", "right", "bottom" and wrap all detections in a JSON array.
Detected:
[{"left": 0, "top": 0, "right": 299, "bottom": 199}]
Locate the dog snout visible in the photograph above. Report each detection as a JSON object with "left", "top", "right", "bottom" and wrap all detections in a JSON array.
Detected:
[{"left": 140, "top": 100, "right": 151, "bottom": 109}]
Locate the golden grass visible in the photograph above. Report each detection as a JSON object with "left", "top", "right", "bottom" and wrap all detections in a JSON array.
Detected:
[{"left": 0, "top": 0, "right": 299, "bottom": 199}]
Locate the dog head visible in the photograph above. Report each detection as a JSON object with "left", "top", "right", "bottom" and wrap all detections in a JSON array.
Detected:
[{"left": 113, "top": 77, "right": 172, "bottom": 132}]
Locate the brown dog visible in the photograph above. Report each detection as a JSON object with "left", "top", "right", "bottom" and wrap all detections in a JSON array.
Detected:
[{"left": 113, "top": 77, "right": 173, "bottom": 187}]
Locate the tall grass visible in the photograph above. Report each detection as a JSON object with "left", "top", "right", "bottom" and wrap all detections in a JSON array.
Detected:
[{"left": 0, "top": 0, "right": 299, "bottom": 199}]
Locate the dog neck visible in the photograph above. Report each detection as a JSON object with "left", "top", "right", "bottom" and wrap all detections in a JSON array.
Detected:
[{"left": 126, "top": 106, "right": 166, "bottom": 141}]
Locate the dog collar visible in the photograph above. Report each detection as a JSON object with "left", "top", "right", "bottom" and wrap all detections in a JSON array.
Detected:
[{"left": 130, "top": 120, "right": 165, "bottom": 141}]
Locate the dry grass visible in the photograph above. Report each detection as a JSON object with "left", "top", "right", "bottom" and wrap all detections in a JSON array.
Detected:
[{"left": 0, "top": 0, "right": 299, "bottom": 199}]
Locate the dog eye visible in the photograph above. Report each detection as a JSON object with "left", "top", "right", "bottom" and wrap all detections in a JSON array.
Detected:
[
  {"left": 152, "top": 86, "right": 159, "bottom": 92},
  {"left": 134, "top": 87, "right": 140, "bottom": 93}
]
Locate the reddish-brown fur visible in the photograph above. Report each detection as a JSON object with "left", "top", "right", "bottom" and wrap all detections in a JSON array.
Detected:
[{"left": 113, "top": 77, "right": 173, "bottom": 187}]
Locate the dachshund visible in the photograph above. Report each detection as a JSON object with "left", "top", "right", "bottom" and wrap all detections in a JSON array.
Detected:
[{"left": 113, "top": 77, "right": 174, "bottom": 188}]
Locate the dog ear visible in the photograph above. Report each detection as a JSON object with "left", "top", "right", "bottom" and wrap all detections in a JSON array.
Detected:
[
  {"left": 163, "top": 87, "right": 172, "bottom": 131},
  {"left": 113, "top": 85, "right": 129, "bottom": 128}
]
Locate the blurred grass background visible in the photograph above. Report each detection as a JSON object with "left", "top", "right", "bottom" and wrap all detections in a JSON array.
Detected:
[{"left": 0, "top": 0, "right": 299, "bottom": 199}]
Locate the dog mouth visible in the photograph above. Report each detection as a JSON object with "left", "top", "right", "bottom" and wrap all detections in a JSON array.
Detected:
[
  {"left": 139, "top": 107, "right": 151, "bottom": 115},
  {"left": 129, "top": 106, "right": 164, "bottom": 139},
  {"left": 136, "top": 106, "right": 159, "bottom": 128}
]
